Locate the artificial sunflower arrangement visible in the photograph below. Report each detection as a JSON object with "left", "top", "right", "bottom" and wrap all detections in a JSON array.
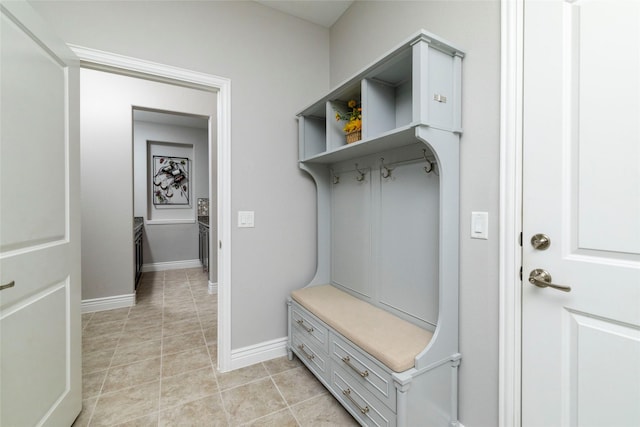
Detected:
[{"left": 334, "top": 99, "right": 362, "bottom": 134}]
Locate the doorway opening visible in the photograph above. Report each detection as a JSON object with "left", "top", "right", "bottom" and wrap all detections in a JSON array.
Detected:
[
  {"left": 73, "top": 45, "right": 232, "bottom": 371},
  {"left": 132, "top": 109, "right": 216, "bottom": 291}
]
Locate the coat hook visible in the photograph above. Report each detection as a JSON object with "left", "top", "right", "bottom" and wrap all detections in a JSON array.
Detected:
[
  {"left": 422, "top": 150, "right": 439, "bottom": 176},
  {"left": 380, "top": 157, "right": 392, "bottom": 179},
  {"left": 423, "top": 149, "right": 434, "bottom": 174},
  {"left": 355, "top": 163, "right": 366, "bottom": 182},
  {"left": 332, "top": 170, "right": 340, "bottom": 184}
]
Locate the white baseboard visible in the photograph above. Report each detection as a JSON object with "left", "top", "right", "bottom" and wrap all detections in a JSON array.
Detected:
[
  {"left": 208, "top": 281, "right": 218, "bottom": 294},
  {"left": 141, "top": 259, "right": 201, "bottom": 272},
  {"left": 82, "top": 293, "right": 135, "bottom": 313},
  {"left": 228, "top": 337, "right": 288, "bottom": 371}
]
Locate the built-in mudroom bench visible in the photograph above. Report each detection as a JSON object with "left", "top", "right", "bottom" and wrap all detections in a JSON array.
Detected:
[{"left": 287, "top": 30, "right": 464, "bottom": 427}]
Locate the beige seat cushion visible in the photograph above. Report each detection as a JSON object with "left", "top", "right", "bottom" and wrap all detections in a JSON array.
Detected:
[{"left": 291, "top": 284, "right": 433, "bottom": 373}]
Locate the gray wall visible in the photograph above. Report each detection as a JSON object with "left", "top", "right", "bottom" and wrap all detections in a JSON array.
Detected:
[
  {"left": 30, "top": 1, "right": 327, "bottom": 345},
  {"left": 330, "top": 2, "right": 501, "bottom": 426},
  {"left": 133, "top": 120, "right": 209, "bottom": 267}
]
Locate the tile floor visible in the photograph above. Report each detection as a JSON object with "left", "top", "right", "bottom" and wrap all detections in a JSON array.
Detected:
[{"left": 75, "top": 268, "right": 358, "bottom": 426}]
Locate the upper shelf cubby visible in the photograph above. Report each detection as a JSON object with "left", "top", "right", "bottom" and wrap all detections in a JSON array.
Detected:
[{"left": 297, "top": 30, "right": 464, "bottom": 164}]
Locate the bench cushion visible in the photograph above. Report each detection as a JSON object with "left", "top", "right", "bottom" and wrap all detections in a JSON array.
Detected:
[{"left": 291, "top": 284, "right": 433, "bottom": 373}]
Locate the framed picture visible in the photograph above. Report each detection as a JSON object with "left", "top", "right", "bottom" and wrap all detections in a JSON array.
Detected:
[{"left": 152, "top": 156, "right": 190, "bottom": 205}]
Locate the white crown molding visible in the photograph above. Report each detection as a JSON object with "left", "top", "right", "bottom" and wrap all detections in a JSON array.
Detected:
[{"left": 69, "top": 45, "right": 234, "bottom": 373}]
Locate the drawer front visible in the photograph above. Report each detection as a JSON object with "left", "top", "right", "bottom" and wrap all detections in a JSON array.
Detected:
[
  {"left": 332, "top": 365, "right": 396, "bottom": 427},
  {"left": 330, "top": 334, "right": 396, "bottom": 411},
  {"left": 291, "top": 303, "right": 329, "bottom": 351},
  {"left": 291, "top": 333, "right": 329, "bottom": 382}
]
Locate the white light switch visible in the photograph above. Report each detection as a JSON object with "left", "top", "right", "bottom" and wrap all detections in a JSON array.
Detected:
[
  {"left": 471, "top": 211, "right": 488, "bottom": 239},
  {"left": 238, "top": 211, "right": 254, "bottom": 228}
]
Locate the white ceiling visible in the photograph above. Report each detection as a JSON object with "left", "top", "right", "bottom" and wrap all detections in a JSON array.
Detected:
[{"left": 254, "top": 0, "right": 354, "bottom": 27}]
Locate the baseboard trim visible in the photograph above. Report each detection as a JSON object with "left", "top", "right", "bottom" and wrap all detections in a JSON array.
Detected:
[
  {"left": 141, "top": 259, "right": 201, "bottom": 272},
  {"left": 208, "top": 281, "right": 218, "bottom": 294},
  {"left": 228, "top": 337, "right": 288, "bottom": 371},
  {"left": 82, "top": 293, "right": 135, "bottom": 313}
]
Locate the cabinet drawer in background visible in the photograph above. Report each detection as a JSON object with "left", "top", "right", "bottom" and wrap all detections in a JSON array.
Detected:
[
  {"left": 331, "top": 334, "right": 396, "bottom": 411},
  {"left": 332, "top": 365, "right": 396, "bottom": 427},
  {"left": 292, "top": 333, "right": 329, "bottom": 382},
  {"left": 291, "top": 303, "right": 329, "bottom": 351}
]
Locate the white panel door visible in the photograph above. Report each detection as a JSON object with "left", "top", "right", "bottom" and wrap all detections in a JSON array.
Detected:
[
  {"left": 0, "top": 2, "right": 81, "bottom": 426},
  {"left": 522, "top": 1, "right": 640, "bottom": 426}
]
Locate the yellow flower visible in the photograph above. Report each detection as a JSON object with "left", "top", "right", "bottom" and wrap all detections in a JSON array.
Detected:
[{"left": 334, "top": 99, "right": 362, "bottom": 134}]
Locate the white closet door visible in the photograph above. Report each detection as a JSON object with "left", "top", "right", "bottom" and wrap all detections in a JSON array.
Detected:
[
  {"left": 0, "top": 2, "right": 81, "bottom": 426},
  {"left": 522, "top": 1, "right": 640, "bottom": 425}
]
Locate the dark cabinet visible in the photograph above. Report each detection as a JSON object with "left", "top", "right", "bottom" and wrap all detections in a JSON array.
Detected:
[
  {"left": 199, "top": 222, "right": 209, "bottom": 272},
  {"left": 134, "top": 222, "right": 143, "bottom": 288}
]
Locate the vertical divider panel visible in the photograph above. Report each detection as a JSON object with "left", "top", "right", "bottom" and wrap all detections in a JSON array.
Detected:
[
  {"left": 377, "top": 160, "right": 440, "bottom": 327},
  {"left": 327, "top": 101, "right": 348, "bottom": 151},
  {"left": 331, "top": 168, "right": 372, "bottom": 299}
]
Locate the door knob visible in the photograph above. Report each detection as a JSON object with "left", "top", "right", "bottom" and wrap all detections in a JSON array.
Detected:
[
  {"left": 530, "top": 233, "right": 551, "bottom": 250},
  {"left": 528, "top": 269, "right": 571, "bottom": 292}
]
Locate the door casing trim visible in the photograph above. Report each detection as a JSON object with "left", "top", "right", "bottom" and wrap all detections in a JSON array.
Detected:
[
  {"left": 68, "top": 45, "right": 233, "bottom": 372},
  {"left": 499, "top": 0, "right": 523, "bottom": 426}
]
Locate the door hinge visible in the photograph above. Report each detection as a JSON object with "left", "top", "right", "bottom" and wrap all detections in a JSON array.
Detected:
[
  {"left": 519, "top": 266, "right": 523, "bottom": 281},
  {"left": 219, "top": 241, "right": 222, "bottom": 249},
  {"left": 519, "top": 232, "right": 523, "bottom": 247}
]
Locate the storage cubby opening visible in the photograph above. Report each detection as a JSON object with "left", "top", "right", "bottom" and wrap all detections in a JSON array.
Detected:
[{"left": 301, "top": 115, "right": 326, "bottom": 158}]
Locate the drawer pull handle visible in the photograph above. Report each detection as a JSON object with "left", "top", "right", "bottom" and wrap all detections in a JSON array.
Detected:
[
  {"left": 0, "top": 280, "right": 15, "bottom": 291},
  {"left": 297, "top": 344, "right": 315, "bottom": 361},
  {"left": 296, "top": 319, "right": 314, "bottom": 333},
  {"left": 342, "top": 388, "right": 370, "bottom": 415},
  {"left": 342, "top": 356, "right": 369, "bottom": 378}
]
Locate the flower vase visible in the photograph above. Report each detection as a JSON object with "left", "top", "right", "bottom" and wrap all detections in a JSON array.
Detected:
[{"left": 346, "top": 129, "right": 361, "bottom": 144}]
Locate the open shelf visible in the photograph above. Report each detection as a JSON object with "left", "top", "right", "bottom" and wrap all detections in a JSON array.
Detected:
[{"left": 300, "top": 125, "right": 418, "bottom": 164}]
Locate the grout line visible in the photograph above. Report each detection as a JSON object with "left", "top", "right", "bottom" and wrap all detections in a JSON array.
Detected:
[
  {"left": 190, "top": 273, "right": 231, "bottom": 425},
  {"left": 269, "top": 374, "right": 302, "bottom": 426},
  {"left": 157, "top": 274, "right": 166, "bottom": 426}
]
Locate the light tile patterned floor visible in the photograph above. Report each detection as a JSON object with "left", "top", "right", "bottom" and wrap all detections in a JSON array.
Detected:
[{"left": 74, "top": 268, "right": 358, "bottom": 426}]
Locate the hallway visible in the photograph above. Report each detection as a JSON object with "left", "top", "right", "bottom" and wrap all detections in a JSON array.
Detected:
[{"left": 76, "top": 268, "right": 356, "bottom": 426}]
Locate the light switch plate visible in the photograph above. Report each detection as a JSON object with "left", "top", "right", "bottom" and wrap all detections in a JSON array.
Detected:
[
  {"left": 238, "top": 211, "right": 254, "bottom": 228},
  {"left": 471, "top": 211, "right": 488, "bottom": 239}
]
